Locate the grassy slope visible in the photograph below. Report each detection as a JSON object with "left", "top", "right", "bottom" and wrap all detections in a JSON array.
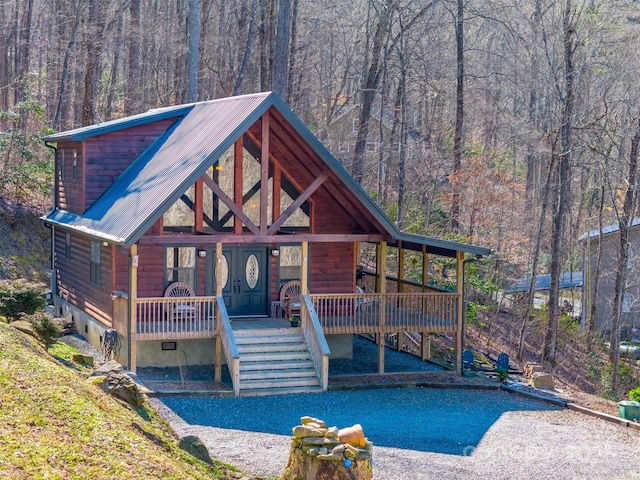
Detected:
[{"left": 0, "top": 322, "right": 247, "bottom": 480}]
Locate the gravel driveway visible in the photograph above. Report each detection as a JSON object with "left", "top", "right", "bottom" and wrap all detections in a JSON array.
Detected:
[{"left": 152, "top": 387, "right": 640, "bottom": 480}]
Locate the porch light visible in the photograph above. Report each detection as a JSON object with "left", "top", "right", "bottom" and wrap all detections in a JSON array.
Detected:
[
  {"left": 198, "top": 249, "right": 207, "bottom": 257},
  {"left": 271, "top": 249, "right": 280, "bottom": 257}
]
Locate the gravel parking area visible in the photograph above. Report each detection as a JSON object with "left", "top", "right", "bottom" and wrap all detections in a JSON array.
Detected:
[{"left": 152, "top": 388, "right": 640, "bottom": 480}]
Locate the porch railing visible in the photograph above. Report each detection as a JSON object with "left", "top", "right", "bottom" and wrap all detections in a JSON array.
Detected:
[
  {"left": 310, "top": 292, "right": 459, "bottom": 335},
  {"left": 217, "top": 297, "right": 240, "bottom": 396},
  {"left": 300, "top": 295, "right": 330, "bottom": 391},
  {"left": 132, "top": 296, "right": 217, "bottom": 340}
]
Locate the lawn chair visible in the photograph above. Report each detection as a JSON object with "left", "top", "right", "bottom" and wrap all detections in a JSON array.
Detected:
[
  {"left": 463, "top": 349, "right": 475, "bottom": 370},
  {"left": 496, "top": 352, "right": 510, "bottom": 372}
]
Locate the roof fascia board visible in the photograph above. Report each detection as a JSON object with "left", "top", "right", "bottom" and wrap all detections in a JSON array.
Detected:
[{"left": 42, "top": 105, "right": 194, "bottom": 142}]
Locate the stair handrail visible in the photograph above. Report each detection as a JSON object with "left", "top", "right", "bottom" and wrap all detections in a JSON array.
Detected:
[
  {"left": 301, "top": 294, "right": 330, "bottom": 391},
  {"left": 216, "top": 296, "right": 240, "bottom": 396}
]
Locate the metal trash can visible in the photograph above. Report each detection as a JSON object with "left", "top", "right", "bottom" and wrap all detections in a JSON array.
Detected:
[{"left": 618, "top": 401, "right": 640, "bottom": 420}]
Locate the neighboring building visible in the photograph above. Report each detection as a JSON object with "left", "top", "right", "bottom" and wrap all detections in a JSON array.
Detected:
[
  {"left": 321, "top": 104, "right": 423, "bottom": 171},
  {"left": 42, "top": 92, "right": 489, "bottom": 396},
  {"left": 579, "top": 219, "right": 640, "bottom": 341}
]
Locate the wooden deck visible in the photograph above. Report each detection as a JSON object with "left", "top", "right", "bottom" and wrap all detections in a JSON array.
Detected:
[{"left": 127, "top": 291, "right": 460, "bottom": 341}]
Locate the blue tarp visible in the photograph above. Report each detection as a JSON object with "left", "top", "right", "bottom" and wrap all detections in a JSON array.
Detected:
[{"left": 505, "top": 271, "right": 583, "bottom": 293}]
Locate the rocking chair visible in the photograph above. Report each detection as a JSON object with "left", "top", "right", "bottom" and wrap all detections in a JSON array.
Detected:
[{"left": 280, "top": 280, "right": 302, "bottom": 319}]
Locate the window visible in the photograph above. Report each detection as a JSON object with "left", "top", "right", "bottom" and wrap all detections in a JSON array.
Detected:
[
  {"left": 279, "top": 245, "right": 302, "bottom": 289},
  {"left": 352, "top": 118, "right": 360, "bottom": 132},
  {"left": 90, "top": 241, "right": 100, "bottom": 286},
  {"left": 338, "top": 142, "right": 349, "bottom": 153},
  {"left": 365, "top": 142, "right": 378, "bottom": 153},
  {"left": 65, "top": 233, "right": 71, "bottom": 259},
  {"left": 72, "top": 150, "right": 78, "bottom": 181},
  {"left": 59, "top": 150, "right": 65, "bottom": 180},
  {"left": 165, "top": 246, "right": 197, "bottom": 288}
]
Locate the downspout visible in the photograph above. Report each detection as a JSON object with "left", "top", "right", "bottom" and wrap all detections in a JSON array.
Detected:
[{"left": 44, "top": 141, "right": 58, "bottom": 300}]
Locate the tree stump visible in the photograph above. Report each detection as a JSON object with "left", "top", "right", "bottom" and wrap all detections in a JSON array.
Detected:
[{"left": 281, "top": 417, "right": 373, "bottom": 480}]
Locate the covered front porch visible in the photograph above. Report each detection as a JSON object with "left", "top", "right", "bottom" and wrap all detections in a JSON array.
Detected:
[{"left": 115, "top": 289, "right": 462, "bottom": 396}]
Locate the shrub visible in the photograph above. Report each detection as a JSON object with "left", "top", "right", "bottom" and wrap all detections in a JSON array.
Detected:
[
  {"left": 629, "top": 387, "right": 640, "bottom": 402},
  {"left": 24, "top": 312, "right": 62, "bottom": 349},
  {"left": 0, "top": 279, "right": 47, "bottom": 320}
]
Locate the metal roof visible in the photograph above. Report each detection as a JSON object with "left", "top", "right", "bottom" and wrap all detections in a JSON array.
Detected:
[
  {"left": 505, "top": 271, "right": 583, "bottom": 293},
  {"left": 43, "top": 92, "right": 491, "bottom": 257},
  {"left": 578, "top": 218, "right": 640, "bottom": 242}
]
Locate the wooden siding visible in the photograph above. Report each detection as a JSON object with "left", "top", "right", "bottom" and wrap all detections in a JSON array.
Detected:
[
  {"left": 83, "top": 119, "right": 176, "bottom": 209},
  {"left": 54, "top": 229, "right": 114, "bottom": 327},
  {"left": 309, "top": 242, "right": 355, "bottom": 294},
  {"left": 56, "top": 141, "right": 84, "bottom": 213}
]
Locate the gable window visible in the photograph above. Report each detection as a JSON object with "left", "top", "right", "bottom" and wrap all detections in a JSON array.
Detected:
[
  {"left": 58, "top": 150, "right": 65, "bottom": 180},
  {"left": 365, "top": 142, "right": 378, "bottom": 153},
  {"left": 165, "top": 246, "right": 196, "bottom": 288},
  {"left": 65, "top": 233, "right": 71, "bottom": 259},
  {"left": 352, "top": 118, "right": 360, "bottom": 132},
  {"left": 90, "top": 241, "right": 100, "bottom": 287},
  {"left": 72, "top": 150, "right": 78, "bottom": 181}
]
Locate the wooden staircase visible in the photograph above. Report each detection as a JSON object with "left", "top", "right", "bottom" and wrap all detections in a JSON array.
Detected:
[{"left": 233, "top": 327, "right": 323, "bottom": 396}]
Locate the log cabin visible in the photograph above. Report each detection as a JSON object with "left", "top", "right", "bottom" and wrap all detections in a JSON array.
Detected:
[{"left": 42, "top": 92, "right": 491, "bottom": 396}]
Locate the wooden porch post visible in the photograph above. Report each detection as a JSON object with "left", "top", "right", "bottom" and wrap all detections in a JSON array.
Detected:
[
  {"left": 214, "top": 242, "right": 223, "bottom": 382},
  {"left": 376, "top": 241, "right": 387, "bottom": 374},
  {"left": 420, "top": 245, "right": 431, "bottom": 354},
  {"left": 396, "top": 242, "right": 404, "bottom": 351},
  {"left": 456, "top": 250, "right": 464, "bottom": 376},
  {"left": 128, "top": 244, "right": 138, "bottom": 372},
  {"left": 301, "top": 241, "right": 309, "bottom": 294}
]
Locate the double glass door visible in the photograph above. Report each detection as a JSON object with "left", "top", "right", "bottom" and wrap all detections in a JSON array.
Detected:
[{"left": 208, "top": 245, "right": 269, "bottom": 317}]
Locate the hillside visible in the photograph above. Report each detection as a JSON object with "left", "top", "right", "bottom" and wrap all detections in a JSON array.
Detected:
[
  {"left": 0, "top": 322, "right": 260, "bottom": 479},
  {"left": 0, "top": 201, "right": 50, "bottom": 282}
]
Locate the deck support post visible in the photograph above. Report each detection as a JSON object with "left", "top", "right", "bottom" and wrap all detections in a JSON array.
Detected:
[
  {"left": 215, "top": 242, "right": 223, "bottom": 382},
  {"left": 455, "top": 250, "right": 464, "bottom": 376},
  {"left": 301, "top": 241, "right": 309, "bottom": 294},
  {"left": 128, "top": 243, "right": 138, "bottom": 373},
  {"left": 421, "top": 334, "right": 431, "bottom": 361},
  {"left": 376, "top": 241, "right": 387, "bottom": 374}
]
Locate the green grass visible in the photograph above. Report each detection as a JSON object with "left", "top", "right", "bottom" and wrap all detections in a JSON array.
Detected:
[{"left": 0, "top": 323, "right": 251, "bottom": 479}]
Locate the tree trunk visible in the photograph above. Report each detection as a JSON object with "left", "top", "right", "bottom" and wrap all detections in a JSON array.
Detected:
[
  {"left": 234, "top": 0, "right": 258, "bottom": 95},
  {"left": 125, "top": 0, "right": 141, "bottom": 116},
  {"left": 351, "top": 0, "right": 394, "bottom": 184},
  {"left": 186, "top": 0, "right": 200, "bottom": 102},
  {"left": 53, "top": 0, "right": 85, "bottom": 130},
  {"left": 451, "top": 0, "right": 464, "bottom": 233},
  {"left": 82, "top": 0, "right": 105, "bottom": 126},
  {"left": 543, "top": 0, "right": 574, "bottom": 363},
  {"left": 273, "top": 0, "right": 291, "bottom": 98}
]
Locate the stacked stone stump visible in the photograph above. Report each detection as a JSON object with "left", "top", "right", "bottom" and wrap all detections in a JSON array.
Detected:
[{"left": 282, "top": 416, "right": 373, "bottom": 480}]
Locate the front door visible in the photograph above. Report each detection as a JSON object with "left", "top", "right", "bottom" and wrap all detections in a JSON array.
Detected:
[{"left": 208, "top": 245, "right": 269, "bottom": 317}]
